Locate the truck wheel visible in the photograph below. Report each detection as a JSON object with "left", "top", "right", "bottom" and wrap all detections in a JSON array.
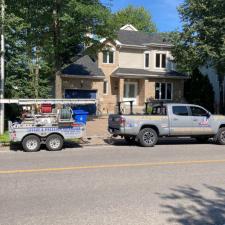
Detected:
[
  {"left": 138, "top": 128, "right": 158, "bottom": 147},
  {"left": 46, "top": 134, "right": 64, "bottom": 151},
  {"left": 215, "top": 128, "right": 225, "bottom": 145},
  {"left": 22, "top": 135, "right": 41, "bottom": 152}
]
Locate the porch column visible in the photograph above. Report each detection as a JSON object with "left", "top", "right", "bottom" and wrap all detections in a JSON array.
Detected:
[
  {"left": 118, "top": 78, "right": 124, "bottom": 101},
  {"left": 139, "top": 79, "right": 145, "bottom": 105}
]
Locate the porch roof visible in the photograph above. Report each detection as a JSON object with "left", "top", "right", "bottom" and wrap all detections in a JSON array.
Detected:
[
  {"left": 61, "top": 55, "right": 105, "bottom": 79},
  {"left": 112, "top": 68, "right": 188, "bottom": 79}
]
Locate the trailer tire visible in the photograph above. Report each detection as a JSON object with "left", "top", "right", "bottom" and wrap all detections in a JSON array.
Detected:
[
  {"left": 22, "top": 135, "right": 41, "bottom": 152},
  {"left": 46, "top": 134, "right": 64, "bottom": 151},
  {"left": 138, "top": 128, "right": 158, "bottom": 147}
]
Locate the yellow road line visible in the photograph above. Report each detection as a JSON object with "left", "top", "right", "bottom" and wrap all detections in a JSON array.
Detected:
[{"left": 1, "top": 159, "right": 225, "bottom": 174}]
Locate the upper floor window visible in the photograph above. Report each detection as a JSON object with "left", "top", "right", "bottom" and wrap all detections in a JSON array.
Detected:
[
  {"left": 103, "top": 50, "right": 114, "bottom": 64},
  {"left": 145, "top": 53, "right": 149, "bottom": 68},
  {"left": 155, "top": 82, "right": 172, "bottom": 100},
  {"left": 156, "top": 53, "right": 166, "bottom": 68}
]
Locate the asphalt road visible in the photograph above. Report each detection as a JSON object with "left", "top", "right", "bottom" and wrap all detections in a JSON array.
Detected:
[{"left": 1, "top": 140, "right": 225, "bottom": 225}]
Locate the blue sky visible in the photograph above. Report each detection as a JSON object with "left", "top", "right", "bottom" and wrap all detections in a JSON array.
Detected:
[{"left": 108, "top": 0, "right": 184, "bottom": 32}]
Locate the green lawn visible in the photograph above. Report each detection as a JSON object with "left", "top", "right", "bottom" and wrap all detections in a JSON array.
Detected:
[{"left": 0, "top": 131, "right": 10, "bottom": 143}]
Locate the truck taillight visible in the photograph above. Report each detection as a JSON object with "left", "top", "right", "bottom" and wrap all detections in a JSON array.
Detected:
[
  {"left": 12, "top": 131, "right": 16, "bottom": 139},
  {"left": 119, "top": 117, "right": 126, "bottom": 126}
]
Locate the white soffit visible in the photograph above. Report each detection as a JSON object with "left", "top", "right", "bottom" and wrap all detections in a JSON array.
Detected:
[{"left": 120, "top": 24, "right": 138, "bottom": 31}]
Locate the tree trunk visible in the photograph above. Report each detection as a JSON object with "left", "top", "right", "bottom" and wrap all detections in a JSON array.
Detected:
[{"left": 53, "top": 0, "right": 61, "bottom": 98}]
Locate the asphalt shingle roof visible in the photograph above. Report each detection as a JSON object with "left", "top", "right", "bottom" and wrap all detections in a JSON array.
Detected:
[
  {"left": 117, "top": 30, "right": 171, "bottom": 46},
  {"left": 113, "top": 68, "right": 187, "bottom": 78},
  {"left": 62, "top": 55, "right": 105, "bottom": 77}
]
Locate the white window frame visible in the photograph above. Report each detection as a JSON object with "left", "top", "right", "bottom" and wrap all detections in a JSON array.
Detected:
[
  {"left": 102, "top": 50, "right": 115, "bottom": 64},
  {"left": 155, "top": 52, "right": 167, "bottom": 69},
  {"left": 144, "top": 51, "right": 150, "bottom": 69},
  {"left": 103, "top": 80, "right": 108, "bottom": 95},
  {"left": 155, "top": 82, "right": 173, "bottom": 100}
]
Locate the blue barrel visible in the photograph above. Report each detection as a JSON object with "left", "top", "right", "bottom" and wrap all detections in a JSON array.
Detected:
[{"left": 73, "top": 110, "right": 89, "bottom": 124}]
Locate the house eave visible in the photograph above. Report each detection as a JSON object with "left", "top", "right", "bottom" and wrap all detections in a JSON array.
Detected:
[
  {"left": 119, "top": 44, "right": 148, "bottom": 50},
  {"left": 143, "top": 43, "right": 173, "bottom": 48},
  {"left": 112, "top": 73, "right": 188, "bottom": 79},
  {"left": 61, "top": 74, "right": 105, "bottom": 80}
]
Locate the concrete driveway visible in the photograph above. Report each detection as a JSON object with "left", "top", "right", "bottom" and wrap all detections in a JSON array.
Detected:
[{"left": 0, "top": 143, "right": 225, "bottom": 225}]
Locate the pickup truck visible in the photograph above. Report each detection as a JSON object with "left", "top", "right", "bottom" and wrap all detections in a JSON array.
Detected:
[{"left": 108, "top": 103, "right": 225, "bottom": 147}]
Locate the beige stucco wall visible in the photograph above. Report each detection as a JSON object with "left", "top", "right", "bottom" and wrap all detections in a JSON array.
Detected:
[
  {"left": 118, "top": 46, "right": 174, "bottom": 72},
  {"left": 119, "top": 48, "right": 144, "bottom": 69}
]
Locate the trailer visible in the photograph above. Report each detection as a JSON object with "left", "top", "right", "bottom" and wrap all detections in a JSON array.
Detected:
[{"left": 6, "top": 99, "right": 96, "bottom": 152}]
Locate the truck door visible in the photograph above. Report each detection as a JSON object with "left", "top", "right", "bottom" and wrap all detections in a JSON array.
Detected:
[
  {"left": 170, "top": 105, "right": 193, "bottom": 135},
  {"left": 190, "top": 106, "right": 214, "bottom": 135}
]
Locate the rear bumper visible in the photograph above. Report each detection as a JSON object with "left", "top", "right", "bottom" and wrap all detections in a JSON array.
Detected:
[{"left": 108, "top": 127, "right": 123, "bottom": 135}]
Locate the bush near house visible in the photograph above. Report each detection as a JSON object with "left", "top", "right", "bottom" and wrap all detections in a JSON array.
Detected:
[{"left": 184, "top": 68, "right": 215, "bottom": 113}]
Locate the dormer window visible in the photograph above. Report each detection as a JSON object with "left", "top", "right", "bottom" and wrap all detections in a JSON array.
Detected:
[
  {"left": 103, "top": 50, "right": 114, "bottom": 64},
  {"left": 145, "top": 53, "right": 150, "bottom": 68},
  {"left": 156, "top": 53, "right": 166, "bottom": 68}
]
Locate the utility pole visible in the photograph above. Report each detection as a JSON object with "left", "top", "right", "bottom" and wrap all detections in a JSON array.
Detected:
[{"left": 0, "top": 0, "right": 5, "bottom": 135}]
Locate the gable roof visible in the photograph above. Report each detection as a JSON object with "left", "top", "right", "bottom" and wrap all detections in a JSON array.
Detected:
[
  {"left": 61, "top": 55, "right": 105, "bottom": 78},
  {"left": 117, "top": 30, "right": 171, "bottom": 46}
]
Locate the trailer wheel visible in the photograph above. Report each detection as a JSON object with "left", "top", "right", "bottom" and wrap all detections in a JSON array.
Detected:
[
  {"left": 46, "top": 134, "right": 64, "bottom": 151},
  {"left": 138, "top": 128, "right": 158, "bottom": 147},
  {"left": 22, "top": 135, "right": 41, "bottom": 152}
]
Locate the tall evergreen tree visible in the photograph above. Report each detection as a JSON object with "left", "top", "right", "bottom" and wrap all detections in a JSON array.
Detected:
[{"left": 171, "top": 0, "right": 225, "bottom": 112}]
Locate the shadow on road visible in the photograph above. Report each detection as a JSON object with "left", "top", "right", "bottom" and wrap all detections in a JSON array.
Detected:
[
  {"left": 106, "top": 137, "right": 215, "bottom": 147},
  {"left": 9, "top": 141, "right": 82, "bottom": 152},
  {"left": 157, "top": 185, "right": 225, "bottom": 225}
]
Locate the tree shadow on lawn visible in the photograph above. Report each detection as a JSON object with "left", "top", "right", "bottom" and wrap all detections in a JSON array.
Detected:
[{"left": 157, "top": 185, "right": 225, "bottom": 225}]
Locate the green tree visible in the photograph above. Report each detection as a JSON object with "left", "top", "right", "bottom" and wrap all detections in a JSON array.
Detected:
[
  {"left": 184, "top": 68, "right": 215, "bottom": 112},
  {"left": 171, "top": 0, "right": 225, "bottom": 112},
  {"left": 4, "top": 0, "right": 115, "bottom": 98},
  {"left": 113, "top": 5, "right": 157, "bottom": 33}
]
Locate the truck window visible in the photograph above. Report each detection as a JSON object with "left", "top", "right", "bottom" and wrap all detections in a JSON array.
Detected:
[
  {"left": 172, "top": 106, "right": 189, "bottom": 116},
  {"left": 190, "top": 106, "right": 208, "bottom": 117},
  {"left": 152, "top": 106, "right": 167, "bottom": 115}
]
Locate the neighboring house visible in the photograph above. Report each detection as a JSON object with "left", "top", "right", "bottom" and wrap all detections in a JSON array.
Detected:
[{"left": 56, "top": 24, "right": 187, "bottom": 115}]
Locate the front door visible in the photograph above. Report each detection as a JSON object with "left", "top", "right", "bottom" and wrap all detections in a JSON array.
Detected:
[
  {"left": 190, "top": 106, "right": 214, "bottom": 135},
  {"left": 123, "top": 82, "right": 138, "bottom": 105}
]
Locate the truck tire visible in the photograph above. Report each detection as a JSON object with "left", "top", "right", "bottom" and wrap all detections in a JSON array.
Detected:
[
  {"left": 46, "top": 134, "right": 64, "bottom": 151},
  {"left": 22, "top": 135, "right": 41, "bottom": 152},
  {"left": 138, "top": 128, "right": 158, "bottom": 147},
  {"left": 215, "top": 127, "right": 225, "bottom": 145}
]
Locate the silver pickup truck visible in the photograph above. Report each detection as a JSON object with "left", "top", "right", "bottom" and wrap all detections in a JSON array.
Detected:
[{"left": 108, "top": 103, "right": 225, "bottom": 147}]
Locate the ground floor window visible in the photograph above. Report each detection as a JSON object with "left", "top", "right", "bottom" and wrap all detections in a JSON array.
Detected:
[{"left": 155, "top": 82, "right": 172, "bottom": 100}]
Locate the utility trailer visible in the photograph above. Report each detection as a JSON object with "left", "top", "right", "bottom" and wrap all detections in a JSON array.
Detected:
[{"left": 5, "top": 99, "right": 96, "bottom": 152}]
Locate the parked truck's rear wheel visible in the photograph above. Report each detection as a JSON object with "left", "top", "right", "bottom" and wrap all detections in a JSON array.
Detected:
[
  {"left": 138, "top": 128, "right": 158, "bottom": 147},
  {"left": 215, "top": 128, "right": 225, "bottom": 145},
  {"left": 22, "top": 135, "right": 41, "bottom": 152},
  {"left": 46, "top": 134, "right": 64, "bottom": 151}
]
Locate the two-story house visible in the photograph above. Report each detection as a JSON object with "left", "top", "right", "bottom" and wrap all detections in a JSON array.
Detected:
[{"left": 56, "top": 24, "right": 187, "bottom": 114}]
